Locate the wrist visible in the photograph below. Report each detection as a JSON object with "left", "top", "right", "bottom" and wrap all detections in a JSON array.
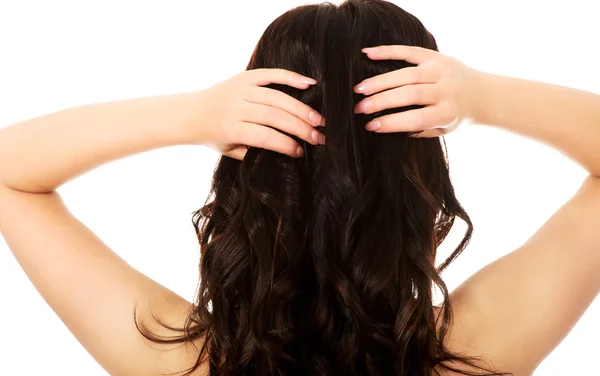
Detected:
[
  {"left": 470, "top": 70, "right": 498, "bottom": 126},
  {"left": 153, "top": 90, "right": 210, "bottom": 146}
]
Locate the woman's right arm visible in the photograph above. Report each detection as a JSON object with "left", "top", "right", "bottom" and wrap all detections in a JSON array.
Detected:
[
  {"left": 356, "top": 45, "right": 600, "bottom": 375},
  {"left": 477, "top": 72, "right": 600, "bottom": 177},
  {"left": 443, "top": 73, "right": 600, "bottom": 375}
]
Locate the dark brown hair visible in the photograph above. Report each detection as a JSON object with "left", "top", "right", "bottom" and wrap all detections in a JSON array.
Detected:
[{"left": 137, "top": 1, "right": 513, "bottom": 375}]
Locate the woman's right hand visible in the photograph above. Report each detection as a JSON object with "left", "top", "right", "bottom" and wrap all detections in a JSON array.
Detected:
[{"left": 353, "top": 45, "right": 486, "bottom": 137}]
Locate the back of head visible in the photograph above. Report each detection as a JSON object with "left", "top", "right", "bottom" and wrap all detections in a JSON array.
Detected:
[{"left": 145, "top": 1, "right": 509, "bottom": 375}]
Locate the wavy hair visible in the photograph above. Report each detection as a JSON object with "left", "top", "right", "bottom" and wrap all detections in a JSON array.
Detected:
[{"left": 137, "top": 1, "right": 512, "bottom": 375}]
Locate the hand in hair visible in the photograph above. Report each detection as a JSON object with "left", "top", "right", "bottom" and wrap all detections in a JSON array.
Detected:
[
  {"left": 354, "top": 44, "right": 485, "bottom": 137},
  {"left": 197, "top": 68, "right": 326, "bottom": 160}
]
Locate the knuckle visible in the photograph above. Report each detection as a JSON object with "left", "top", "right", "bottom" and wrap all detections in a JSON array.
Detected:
[
  {"left": 254, "top": 127, "right": 270, "bottom": 146},
  {"left": 416, "top": 86, "right": 426, "bottom": 103},
  {"left": 223, "top": 120, "right": 236, "bottom": 139},
  {"left": 279, "top": 69, "right": 292, "bottom": 81},
  {"left": 259, "top": 105, "right": 275, "bottom": 122},
  {"left": 443, "top": 80, "right": 459, "bottom": 102},
  {"left": 427, "top": 58, "right": 442, "bottom": 71},
  {"left": 287, "top": 111, "right": 301, "bottom": 127},
  {"left": 369, "top": 77, "right": 379, "bottom": 91},
  {"left": 253, "top": 68, "right": 269, "bottom": 82},
  {"left": 245, "top": 69, "right": 260, "bottom": 82},
  {"left": 278, "top": 111, "right": 293, "bottom": 130},
  {"left": 411, "top": 68, "right": 422, "bottom": 83},
  {"left": 294, "top": 119, "right": 308, "bottom": 139},
  {"left": 280, "top": 110, "right": 296, "bottom": 130},
  {"left": 430, "top": 84, "right": 443, "bottom": 103},
  {"left": 446, "top": 102, "right": 459, "bottom": 117},
  {"left": 233, "top": 71, "right": 246, "bottom": 81},
  {"left": 435, "top": 107, "right": 452, "bottom": 125},
  {"left": 241, "top": 87, "right": 253, "bottom": 102},
  {"left": 256, "top": 88, "right": 271, "bottom": 106},
  {"left": 413, "top": 109, "right": 428, "bottom": 129},
  {"left": 231, "top": 100, "right": 245, "bottom": 119},
  {"left": 262, "top": 88, "right": 276, "bottom": 106},
  {"left": 408, "top": 86, "right": 422, "bottom": 104}
]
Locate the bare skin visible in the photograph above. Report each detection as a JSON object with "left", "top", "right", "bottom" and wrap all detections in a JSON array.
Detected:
[
  {"left": 0, "top": 45, "right": 599, "bottom": 376},
  {"left": 356, "top": 45, "right": 600, "bottom": 375}
]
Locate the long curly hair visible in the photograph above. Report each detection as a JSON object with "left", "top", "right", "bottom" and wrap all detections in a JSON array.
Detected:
[{"left": 137, "top": 1, "right": 513, "bottom": 375}]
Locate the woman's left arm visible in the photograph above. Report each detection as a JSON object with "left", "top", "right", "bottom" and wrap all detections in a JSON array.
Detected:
[
  {"left": 0, "top": 69, "right": 323, "bottom": 376},
  {"left": 0, "top": 69, "right": 323, "bottom": 194},
  {"left": 0, "top": 92, "right": 214, "bottom": 376},
  {"left": 0, "top": 92, "right": 200, "bottom": 193}
]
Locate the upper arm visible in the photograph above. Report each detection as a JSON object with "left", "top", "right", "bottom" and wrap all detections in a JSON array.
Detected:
[
  {"left": 0, "top": 185, "right": 208, "bottom": 376},
  {"left": 443, "top": 176, "right": 600, "bottom": 376}
]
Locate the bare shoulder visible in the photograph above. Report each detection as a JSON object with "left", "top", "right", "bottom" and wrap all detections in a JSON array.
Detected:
[
  {"left": 433, "top": 176, "right": 600, "bottom": 376},
  {"left": 0, "top": 185, "right": 209, "bottom": 376}
]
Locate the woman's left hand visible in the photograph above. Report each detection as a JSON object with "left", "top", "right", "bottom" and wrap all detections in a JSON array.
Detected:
[{"left": 194, "top": 68, "right": 326, "bottom": 160}]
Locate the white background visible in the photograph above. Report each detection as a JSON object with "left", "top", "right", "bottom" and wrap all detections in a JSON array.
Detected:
[{"left": 0, "top": 0, "right": 598, "bottom": 375}]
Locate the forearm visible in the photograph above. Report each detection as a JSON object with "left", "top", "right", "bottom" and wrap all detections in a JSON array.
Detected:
[
  {"left": 475, "top": 72, "right": 600, "bottom": 177},
  {"left": 0, "top": 92, "right": 202, "bottom": 193}
]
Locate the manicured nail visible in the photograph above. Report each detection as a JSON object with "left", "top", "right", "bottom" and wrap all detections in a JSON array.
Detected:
[
  {"left": 361, "top": 47, "right": 379, "bottom": 57},
  {"left": 365, "top": 120, "right": 381, "bottom": 131},
  {"left": 296, "top": 146, "right": 304, "bottom": 157},
  {"left": 311, "top": 131, "right": 325, "bottom": 144},
  {"left": 355, "top": 81, "right": 371, "bottom": 94},
  {"left": 311, "top": 130, "right": 319, "bottom": 143},
  {"left": 308, "top": 111, "right": 322, "bottom": 126},
  {"left": 300, "top": 77, "right": 317, "bottom": 85},
  {"left": 355, "top": 99, "right": 371, "bottom": 114}
]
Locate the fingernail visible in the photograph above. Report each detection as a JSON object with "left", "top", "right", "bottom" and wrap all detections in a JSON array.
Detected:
[
  {"left": 308, "top": 111, "right": 322, "bottom": 126},
  {"left": 300, "top": 77, "right": 317, "bottom": 85},
  {"left": 361, "top": 47, "right": 379, "bottom": 56},
  {"left": 355, "top": 82, "right": 371, "bottom": 94},
  {"left": 296, "top": 146, "right": 304, "bottom": 157},
  {"left": 311, "top": 130, "right": 319, "bottom": 143},
  {"left": 355, "top": 99, "right": 371, "bottom": 114},
  {"left": 365, "top": 120, "right": 381, "bottom": 131},
  {"left": 319, "top": 134, "right": 326, "bottom": 145}
]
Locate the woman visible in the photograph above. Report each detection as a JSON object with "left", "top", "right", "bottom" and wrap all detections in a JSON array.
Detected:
[{"left": 0, "top": 0, "right": 598, "bottom": 375}]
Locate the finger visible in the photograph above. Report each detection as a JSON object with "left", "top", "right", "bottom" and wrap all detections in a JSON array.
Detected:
[
  {"left": 361, "top": 45, "right": 437, "bottom": 65},
  {"left": 355, "top": 83, "right": 439, "bottom": 115},
  {"left": 354, "top": 66, "right": 440, "bottom": 96},
  {"left": 410, "top": 128, "right": 446, "bottom": 138},
  {"left": 246, "top": 68, "right": 318, "bottom": 90},
  {"left": 245, "top": 86, "right": 325, "bottom": 127},
  {"left": 238, "top": 122, "right": 304, "bottom": 158},
  {"left": 241, "top": 101, "right": 325, "bottom": 146},
  {"left": 411, "top": 116, "right": 462, "bottom": 138},
  {"left": 226, "top": 146, "right": 248, "bottom": 160},
  {"left": 366, "top": 104, "right": 455, "bottom": 133}
]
